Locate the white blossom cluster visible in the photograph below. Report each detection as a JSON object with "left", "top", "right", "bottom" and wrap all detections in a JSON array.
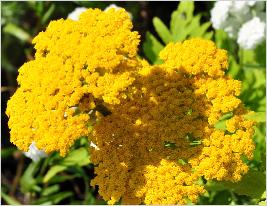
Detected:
[
  {"left": 24, "top": 142, "right": 47, "bottom": 162},
  {"left": 211, "top": 1, "right": 266, "bottom": 49},
  {"left": 67, "top": 4, "right": 132, "bottom": 21}
]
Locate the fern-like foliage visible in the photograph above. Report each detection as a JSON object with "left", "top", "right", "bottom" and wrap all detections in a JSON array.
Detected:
[{"left": 143, "top": 2, "right": 213, "bottom": 64}]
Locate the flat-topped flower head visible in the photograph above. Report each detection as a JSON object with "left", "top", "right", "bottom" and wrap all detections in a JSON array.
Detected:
[
  {"left": 6, "top": 8, "right": 140, "bottom": 156},
  {"left": 6, "top": 8, "right": 255, "bottom": 205}
]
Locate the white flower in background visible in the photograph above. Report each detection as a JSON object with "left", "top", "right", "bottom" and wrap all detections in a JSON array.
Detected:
[
  {"left": 24, "top": 142, "right": 47, "bottom": 162},
  {"left": 211, "top": 1, "right": 266, "bottom": 49},
  {"left": 68, "top": 4, "right": 132, "bottom": 21},
  {"left": 231, "top": 1, "right": 250, "bottom": 14},
  {"left": 104, "top": 4, "right": 122, "bottom": 11},
  {"left": 104, "top": 4, "right": 132, "bottom": 19},
  {"left": 223, "top": 17, "right": 242, "bottom": 38},
  {"left": 237, "top": 17, "right": 265, "bottom": 49},
  {"left": 67, "top": 7, "right": 87, "bottom": 21},
  {"left": 210, "top": 1, "right": 232, "bottom": 29}
]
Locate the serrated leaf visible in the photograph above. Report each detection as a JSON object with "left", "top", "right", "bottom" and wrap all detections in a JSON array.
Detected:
[
  {"left": 177, "top": 1, "right": 194, "bottom": 22},
  {"left": 43, "top": 165, "right": 66, "bottom": 183},
  {"left": 3, "top": 23, "right": 31, "bottom": 42},
  {"left": 191, "top": 21, "right": 211, "bottom": 38},
  {"left": 143, "top": 31, "right": 164, "bottom": 64},
  {"left": 170, "top": 2, "right": 212, "bottom": 41},
  {"left": 220, "top": 170, "right": 266, "bottom": 199},
  {"left": 153, "top": 17, "right": 172, "bottom": 44},
  {"left": 184, "top": 14, "right": 201, "bottom": 36},
  {"left": 170, "top": 10, "right": 186, "bottom": 37}
]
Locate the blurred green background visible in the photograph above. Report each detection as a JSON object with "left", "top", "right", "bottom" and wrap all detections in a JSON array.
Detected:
[{"left": 1, "top": 1, "right": 266, "bottom": 205}]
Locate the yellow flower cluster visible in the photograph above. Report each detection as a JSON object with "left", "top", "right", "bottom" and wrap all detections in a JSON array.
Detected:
[
  {"left": 6, "top": 8, "right": 140, "bottom": 156},
  {"left": 6, "top": 8, "right": 255, "bottom": 204}
]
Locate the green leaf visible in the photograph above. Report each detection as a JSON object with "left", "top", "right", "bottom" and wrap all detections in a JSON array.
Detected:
[
  {"left": 244, "top": 112, "right": 266, "bottom": 123},
  {"left": 240, "top": 68, "right": 266, "bottom": 112},
  {"left": 3, "top": 23, "right": 31, "bottom": 42},
  {"left": 255, "top": 41, "right": 266, "bottom": 67},
  {"left": 43, "top": 165, "right": 66, "bottom": 183},
  {"left": 219, "top": 170, "right": 266, "bottom": 199},
  {"left": 41, "top": 184, "right": 60, "bottom": 196},
  {"left": 1, "top": 147, "right": 17, "bottom": 158},
  {"left": 214, "top": 29, "right": 236, "bottom": 54},
  {"left": 170, "top": 9, "right": 186, "bottom": 38},
  {"left": 49, "top": 174, "right": 80, "bottom": 184},
  {"left": 202, "top": 31, "right": 213, "bottom": 40},
  {"left": 177, "top": 1, "right": 194, "bottom": 21},
  {"left": 20, "top": 161, "right": 40, "bottom": 193},
  {"left": 33, "top": 191, "right": 73, "bottom": 205},
  {"left": 1, "top": 191, "right": 21, "bottom": 205},
  {"left": 191, "top": 21, "right": 212, "bottom": 39},
  {"left": 184, "top": 14, "right": 201, "bottom": 36},
  {"left": 61, "top": 147, "right": 90, "bottom": 167},
  {"left": 170, "top": 1, "right": 194, "bottom": 38},
  {"left": 153, "top": 17, "right": 172, "bottom": 44},
  {"left": 227, "top": 54, "right": 240, "bottom": 79},
  {"left": 41, "top": 3, "right": 55, "bottom": 25},
  {"left": 214, "top": 112, "right": 233, "bottom": 130},
  {"left": 43, "top": 147, "right": 90, "bottom": 183},
  {"left": 143, "top": 31, "right": 164, "bottom": 64}
]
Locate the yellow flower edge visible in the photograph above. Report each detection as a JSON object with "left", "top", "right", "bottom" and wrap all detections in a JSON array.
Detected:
[{"left": 6, "top": 8, "right": 255, "bottom": 205}]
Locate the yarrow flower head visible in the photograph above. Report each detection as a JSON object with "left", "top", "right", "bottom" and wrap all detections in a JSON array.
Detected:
[
  {"left": 211, "top": 1, "right": 266, "bottom": 49},
  {"left": 7, "top": 8, "right": 255, "bottom": 205}
]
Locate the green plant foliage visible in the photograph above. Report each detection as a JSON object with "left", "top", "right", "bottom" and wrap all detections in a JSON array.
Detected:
[
  {"left": 44, "top": 147, "right": 90, "bottom": 183},
  {"left": 143, "top": 32, "right": 164, "bottom": 64},
  {"left": 212, "top": 170, "right": 266, "bottom": 199},
  {"left": 1, "top": 191, "right": 21, "bottom": 205},
  {"left": 244, "top": 112, "right": 266, "bottom": 123},
  {"left": 20, "top": 161, "right": 42, "bottom": 193},
  {"left": 143, "top": 2, "right": 213, "bottom": 64},
  {"left": 3, "top": 23, "right": 31, "bottom": 42}
]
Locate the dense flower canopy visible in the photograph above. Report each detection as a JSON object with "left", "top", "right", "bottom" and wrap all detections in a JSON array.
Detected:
[{"left": 6, "top": 8, "right": 255, "bottom": 205}]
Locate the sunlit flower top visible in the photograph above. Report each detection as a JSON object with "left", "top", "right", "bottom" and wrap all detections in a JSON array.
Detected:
[
  {"left": 6, "top": 8, "right": 140, "bottom": 156},
  {"left": 6, "top": 8, "right": 255, "bottom": 205}
]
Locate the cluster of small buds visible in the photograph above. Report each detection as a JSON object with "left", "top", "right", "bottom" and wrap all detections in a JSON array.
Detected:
[
  {"left": 211, "top": 1, "right": 265, "bottom": 49},
  {"left": 6, "top": 8, "right": 256, "bottom": 205}
]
